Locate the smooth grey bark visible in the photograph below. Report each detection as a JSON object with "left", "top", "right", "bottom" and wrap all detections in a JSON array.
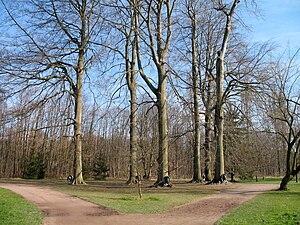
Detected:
[
  {"left": 214, "top": 52, "right": 225, "bottom": 181},
  {"left": 204, "top": 93, "right": 213, "bottom": 181},
  {"left": 189, "top": 5, "right": 201, "bottom": 182},
  {"left": 70, "top": 0, "right": 90, "bottom": 185},
  {"left": 213, "top": 0, "right": 240, "bottom": 183},
  {"left": 203, "top": 50, "right": 215, "bottom": 182},
  {"left": 73, "top": 47, "right": 85, "bottom": 184},
  {"left": 135, "top": 0, "right": 175, "bottom": 185},
  {"left": 203, "top": 59, "right": 214, "bottom": 182},
  {"left": 126, "top": 0, "right": 138, "bottom": 184},
  {"left": 127, "top": 60, "right": 138, "bottom": 184},
  {"left": 157, "top": 77, "right": 169, "bottom": 181}
]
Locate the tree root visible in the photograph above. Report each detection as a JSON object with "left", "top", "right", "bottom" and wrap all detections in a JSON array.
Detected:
[
  {"left": 206, "top": 174, "right": 228, "bottom": 185},
  {"left": 189, "top": 179, "right": 202, "bottom": 183},
  {"left": 149, "top": 176, "right": 174, "bottom": 188}
]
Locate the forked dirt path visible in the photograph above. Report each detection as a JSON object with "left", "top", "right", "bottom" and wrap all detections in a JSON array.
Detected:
[{"left": 0, "top": 182, "right": 277, "bottom": 225}]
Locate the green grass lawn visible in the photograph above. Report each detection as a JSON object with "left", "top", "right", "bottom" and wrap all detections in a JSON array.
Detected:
[
  {"left": 216, "top": 182, "right": 300, "bottom": 225},
  {"left": 0, "top": 188, "right": 42, "bottom": 225},
  {"left": 56, "top": 180, "right": 215, "bottom": 214}
]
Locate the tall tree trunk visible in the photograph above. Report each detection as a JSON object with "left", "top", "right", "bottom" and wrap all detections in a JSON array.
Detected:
[
  {"left": 202, "top": 24, "right": 214, "bottom": 182},
  {"left": 72, "top": 0, "right": 90, "bottom": 185},
  {"left": 157, "top": 74, "right": 169, "bottom": 182},
  {"left": 127, "top": 0, "right": 138, "bottom": 184},
  {"left": 128, "top": 75, "right": 138, "bottom": 183},
  {"left": 204, "top": 99, "right": 213, "bottom": 181},
  {"left": 73, "top": 49, "right": 85, "bottom": 184},
  {"left": 214, "top": 52, "right": 225, "bottom": 182},
  {"left": 213, "top": 0, "right": 240, "bottom": 183},
  {"left": 127, "top": 47, "right": 138, "bottom": 184},
  {"left": 191, "top": 9, "right": 201, "bottom": 182},
  {"left": 135, "top": 0, "right": 174, "bottom": 186}
]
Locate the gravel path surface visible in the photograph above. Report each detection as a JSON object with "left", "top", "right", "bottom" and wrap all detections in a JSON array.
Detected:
[{"left": 0, "top": 182, "right": 277, "bottom": 225}]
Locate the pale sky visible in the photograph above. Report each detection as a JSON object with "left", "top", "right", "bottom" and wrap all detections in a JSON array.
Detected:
[
  {"left": 243, "top": 0, "right": 300, "bottom": 49},
  {"left": 1, "top": 1, "right": 299, "bottom": 49}
]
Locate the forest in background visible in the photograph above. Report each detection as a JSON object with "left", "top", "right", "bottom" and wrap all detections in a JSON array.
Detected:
[{"left": 0, "top": 0, "right": 299, "bottom": 189}]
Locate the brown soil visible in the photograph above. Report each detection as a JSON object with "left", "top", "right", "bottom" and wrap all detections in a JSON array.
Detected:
[{"left": 0, "top": 182, "right": 277, "bottom": 225}]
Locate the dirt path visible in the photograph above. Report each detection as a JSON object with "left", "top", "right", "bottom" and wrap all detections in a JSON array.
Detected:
[{"left": 0, "top": 182, "right": 277, "bottom": 225}]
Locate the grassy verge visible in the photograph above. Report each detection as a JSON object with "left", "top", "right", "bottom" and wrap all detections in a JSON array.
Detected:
[
  {"left": 56, "top": 180, "right": 215, "bottom": 214},
  {"left": 0, "top": 188, "right": 42, "bottom": 225},
  {"left": 216, "top": 183, "right": 300, "bottom": 225}
]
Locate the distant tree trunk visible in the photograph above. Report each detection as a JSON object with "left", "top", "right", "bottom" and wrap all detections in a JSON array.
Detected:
[
  {"left": 138, "top": 108, "right": 156, "bottom": 180},
  {"left": 293, "top": 143, "right": 299, "bottom": 183},
  {"left": 213, "top": 0, "right": 240, "bottom": 183}
]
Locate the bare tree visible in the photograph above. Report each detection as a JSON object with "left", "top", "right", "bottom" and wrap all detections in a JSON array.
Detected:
[
  {"left": 126, "top": 1, "right": 139, "bottom": 184},
  {"left": 212, "top": 0, "right": 240, "bottom": 183},
  {"left": 135, "top": 0, "right": 176, "bottom": 186},
  {"left": 183, "top": 0, "right": 202, "bottom": 182},
  {"left": 0, "top": 0, "right": 108, "bottom": 184},
  {"left": 199, "top": 2, "right": 226, "bottom": 182},
  {"left": 174, "top": 0, "right": 222, "bottom": 182},
  {"left": 263, "top": 49, "right": 300, "bottom": 190},
  {"left": 114, "top": 0, "right": 139, "bottom": 184}
]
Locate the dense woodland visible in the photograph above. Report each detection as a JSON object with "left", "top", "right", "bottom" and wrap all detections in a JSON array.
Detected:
[{"left": 0, "top": 0, "right": 299, "bottom": 189}]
